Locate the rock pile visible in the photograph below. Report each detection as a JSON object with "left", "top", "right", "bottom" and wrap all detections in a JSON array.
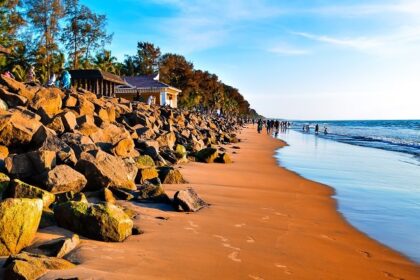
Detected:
[{"left": 0, "top": 75, "right": 240, "bottom": 278}]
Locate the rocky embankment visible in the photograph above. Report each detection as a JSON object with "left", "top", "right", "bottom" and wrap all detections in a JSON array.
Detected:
[{"left": 0, "top": 74, "right": 240, "bottom": 279}]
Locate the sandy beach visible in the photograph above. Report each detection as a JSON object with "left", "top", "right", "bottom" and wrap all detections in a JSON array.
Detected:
[{"left": 41, "top": 126, "right": 419, "bottom": 280}]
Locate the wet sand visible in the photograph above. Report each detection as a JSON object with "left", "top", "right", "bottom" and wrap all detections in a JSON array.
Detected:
[{"left": 42, "top": 126, "right": 419, "bottom": 279}]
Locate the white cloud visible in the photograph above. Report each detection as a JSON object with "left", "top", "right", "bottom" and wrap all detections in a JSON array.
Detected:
[{"left": 268, "top": 45, "right": 311, "bottom": 56}]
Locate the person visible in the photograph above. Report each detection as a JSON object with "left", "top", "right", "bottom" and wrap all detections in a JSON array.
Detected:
[
  {"left": 46, "top": 73, "right": 56, "bottom": 87},
  {"left": 26, "top": 65, "right": 36, "bottom": 82},
  {"left": 315, "top": 124, "right": 319, "bottom": 135},
  {"left": 324, "top": 127, "right": 328, "bottom": 135},
  {"left": 266, "top": 120, "right": 271, "bottom": 134},
  {"left": 257, "top": 119, "right": 263, "bottom": 134},
  {"left": 3, "top": 70, "right": 15, "bottom": 79},
  {"left": 60, "top": 70, "right": 71, "bottom": 90},
  {"left": 274, "top": 120, "right": 280, "bottom": 137},
  {"left": 147, "top": 95, "right": 153, "bottom": 105}
]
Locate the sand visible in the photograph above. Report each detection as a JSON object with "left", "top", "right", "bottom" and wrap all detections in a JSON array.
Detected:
[{"left": 41, "top": 126, "right": 419, "bottom": 280}]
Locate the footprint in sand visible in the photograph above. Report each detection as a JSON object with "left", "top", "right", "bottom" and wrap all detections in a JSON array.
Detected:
[
  {"left": 359, "top": 250, "right": 372, "bottom": 258},
  {"left": 248, "top": 275, "right": 264, "bottom": 280},
  {"left": 234, "top": 223, "right": 246, "bottom": 228},
  {"left": 383, "top": 271, "right": 404, "bottom": 280},
  {"left": 275, "top": 264, "right": 292, "bottom": 275},
  {"left": 184, "top": 227, "right": 198, "bottom": 234},
  {"left": 321, "top": 234, "right": 336, "bottom": 241},
  {"left": 213, "top": 234, "right": 228, "bottom": 242},
  {"left": 223, "top": 243, "right": 241, "bottom": 251},
  {"left": 228, "top": 251, "right": 242, "bottom": 263},
  {"left": 246, "top": 236, "right": 255, "bottom": 243},
  {"left": 261, "top": 216, "right": 270, "bottom": 222},
  {"left": 188, "top": 221, "right": 199, "bottom": 228}
]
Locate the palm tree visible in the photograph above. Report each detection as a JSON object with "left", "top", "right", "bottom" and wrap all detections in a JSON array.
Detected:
[{"left": 93, "top": 50, "right": 117, "bottom": 73}]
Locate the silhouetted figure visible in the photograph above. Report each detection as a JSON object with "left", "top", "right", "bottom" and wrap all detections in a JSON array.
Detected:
[{"left": 315, "top": 124, "right": 319, "bottom": 135}]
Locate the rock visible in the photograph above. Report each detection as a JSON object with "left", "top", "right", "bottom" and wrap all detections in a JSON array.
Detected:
[
  {"left": 3, "top": 252, "right": 75, "bottom": 280},
  {"left": 39, "top": 209, "right": 56, "bottom": 228},
  {"left": 26, "top": 150, "right": 56, "bottom": 173},
  {"left": 0, "top": 172, "right": 10, "bottom": 199},
  {"left": 158, "top": 167, "right": 187, "bottom": 184},
  {"left": 195, "top": 147, "right": 219, "bottom": 163},
  {"left": 34, "top": 165, "right": 87, "bottom": 194},
  {"left": 136, "top": 168, "right": 159, "bottom": 184},
  {"left": 54, "top": 201, "right": 133, "bottom": 242},
  {"left": 103, "top": 187, "right": 116, "bottom": 203},
  {"left": 109, "top": 187, "right": 135, "bottom": 201},
  {"left": 6, "top": 179, "right": 55, "bottom": 209},
  {"left": 26, "top": 234, "right": 80, "bottom": 258},
  {"left": 134, "top": 155, "right": 155, "bottom": 169},
  {"left": 0, "top": 87, "right": 27, "bottom": 107},
  {"left": 0, "top": 198, "right": 43, "bottom": 255},
  {"left": 175, "top": 144, "right": 187, "bottom": 159},
  {"left": 215, "top": 153, "right": 233, "bottom": 164},
  {"left": 61, "top": 111, "right": 77, "bottom": 131},
  {"left": 29, "top": 87, "right": 62, "bottom": 121},
  {"left": 75, "top": 150, "right": 137, "bottom": 191},
  {"left": 112, "top": 137, "right": 135, "bottom": 157},
  {"left": 136, "top": 182, "right": 170, "bottom": 203},
  {"left": 0, "top": 110, "right": 42, "bottom": 147},
  {"left": 173, "top": 188, "right": 208, "bottom": 212},
  {"left": 156, "top": 131, "right": 176, "bottom": 149},
  {"left": 5, "top": 153, "right": 35, "bottom": 178},
  {"left": 55, "top": 191, "right": 87, "bottom": 204}
]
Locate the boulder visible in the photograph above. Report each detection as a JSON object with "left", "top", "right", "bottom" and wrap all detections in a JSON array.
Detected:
[
  {"left": 215, "top": 153, "right": 233, "bottom": 164},
  {"left": 55, "top": 191, "right": 87, "bottom": 204},
  {"left": 54, "top": 201, "right": 133, "bottom": 242},
  {"left": 29, "top": 87, "right": 62, "bottom": 120},
  {"left": 6, "top": 179, "right": 55, "bottom": 209},
  {"left": 155, "top": 131, "right": 176, "bottom": 149},
  {"left": 25, "top": 234, "right": 80, "bottom": 258},
  {"left": 61, "top": 111, "right": 77, "bottom": 131},
  {"left": 136, "top": 182, "right": 170, "bottom": 203},
  {"left": 75, "top": 150, "right": 137, "bottom": 191},
  {"left": 0, "top": 110, "right": 42, "bottom": 147},
  {"left": 26, "top": 150, "right": 56, "bottom": 173},
  {"left": 134, "top": 155, "right": 155, "bottom": 169},
  {"left": 5, "top": 153, "right": 35, "bottom": 178},
  {"left": 3, "top": 252, "right": 75, "bottom": 280},
  {"left": 158, "top": 167, "right": 187, "bottom": 184},
  {"left": 195, "top": 147, "right": 219, "bottom": 163},
  {"left": 34, "top": 165, "right": 87, "bottom": 194},
  {"left": 112, "top": 137, "right": 135, "bottom": 157},
  {"left": 0, "top": 87, "right": 27, "bottom": 107},
  {"left": 136, "top": 168, "right": 159, "bottom": 183},
  {"left": 0, "top": 198, "right": 43, "bottom": 255},
  {"left": 173, "top": 188, "right": 208, "bottom": 212},
  {"left": 175, "top": 144, "right": 187, "bottom": 159}
]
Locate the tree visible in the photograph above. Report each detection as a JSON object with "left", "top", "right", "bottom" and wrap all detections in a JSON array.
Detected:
[
  {"left": 120, "top": 55, "right": 137, "bottom": 76},
  {"left": 93, "top": 50, "right": 117, "bottom": 73},
  {"left": 135, "top": 42, "right": 160, "bottom": 75},
  {"left": 61, "top": 0, "right": 112, "bottom": 69},
  {"left": 25, "top": 0, "right": 64, "bottom": 78},
  {"left": 0, "top": 0, "right": 25, "bottom": 70}
]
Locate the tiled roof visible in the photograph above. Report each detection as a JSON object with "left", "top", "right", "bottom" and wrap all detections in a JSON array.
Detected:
[
  {"left": 123, "top": 76, "right": 181, "bottom": 92},
  {"left": 69, "top": 69, "right": 127, "bottom": 85}
]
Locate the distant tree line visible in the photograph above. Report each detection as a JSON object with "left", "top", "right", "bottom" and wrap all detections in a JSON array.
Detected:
[{"left": 0, "top": 0, "right": 259, "bottom": 117}]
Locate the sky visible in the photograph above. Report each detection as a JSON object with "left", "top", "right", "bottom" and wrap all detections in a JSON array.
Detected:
[{"left": 80, "top": 0, "right": 420, "bottom": 120}]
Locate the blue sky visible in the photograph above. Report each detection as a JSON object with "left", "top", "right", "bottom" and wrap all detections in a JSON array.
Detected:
[{"left": 81, "top": 0, "right": 420, "bottom": 120}]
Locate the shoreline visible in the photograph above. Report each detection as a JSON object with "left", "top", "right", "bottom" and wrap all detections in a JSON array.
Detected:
[{"left": 43, "top": 126, "right": 419, "bottom": 279}]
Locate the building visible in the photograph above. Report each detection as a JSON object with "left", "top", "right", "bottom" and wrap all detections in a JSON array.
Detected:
[
  {"left": 115, "top": 74, "right": 181, "bottom": 108},
  {"left": 69, "top": 69, "right": 127, "bottom": 97}
]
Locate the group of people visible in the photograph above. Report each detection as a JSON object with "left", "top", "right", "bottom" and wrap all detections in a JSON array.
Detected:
[
  {"left": 303, "top": 124, "right": 328, "bottom": 135},
  {"left": 255, "top": 119, "right": 291, "bottom": 137},
  {"left": 2, "top": 66, "right": 72, "bottom": 90}
]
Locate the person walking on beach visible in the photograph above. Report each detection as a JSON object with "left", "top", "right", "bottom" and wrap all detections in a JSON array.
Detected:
[
  {"left": 324, "top": 127, "right": 328, "bottom": 135},
  {"left": 315, "top": 124, "right": 319, "bottom": 135},
  {"left": 257, "top": 119, "right": 263, "bottom": 134}
]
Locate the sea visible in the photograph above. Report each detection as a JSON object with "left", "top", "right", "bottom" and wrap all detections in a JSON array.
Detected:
[{"left": 273, "top": 120, "right": 420, "bottom": 263}]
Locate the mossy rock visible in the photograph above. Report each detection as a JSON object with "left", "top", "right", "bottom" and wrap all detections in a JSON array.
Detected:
[
  {"left": 136, "top": 182, "right": 170, "bottom": 203},
  {"left": 134, "top": 155, "right": 155, "bottom": 169},
  {"left": 174, "top": 144, "right": 187, "bottom": 159},
  {"left": 137, "top": 167, "right": 159, "bottom": 183},
  {"left": 158, "top": 167, "right": 187, "bottom": 184},
  {"left": 195, "top": 147, "right": 219, "bottom": 163},
  {"left": 3, "top": 252, "right": 75, "bottom": 280},
  {"left": 0, "top": 198, "right": 43, "bottom": 256},
  {"left": 54, "top": 201, "right": 133, "bottom": 242},
  {"left": 6, "top": 179, "right": 55, "bottom": 209}
]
